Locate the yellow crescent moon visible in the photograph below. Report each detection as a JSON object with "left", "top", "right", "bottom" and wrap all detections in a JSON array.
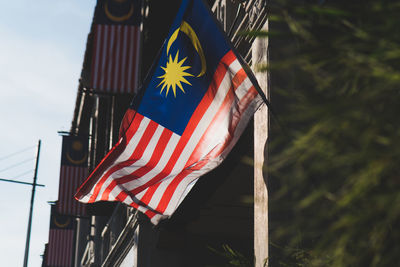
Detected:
[
  {"left": 167, "top": 21, "right": 207, "bottom": 77},
  {"left": 53, "top": 216, "right": 71, "bottom": 228},
  {"left": 104, "top": 0, "right": 134, "bottom": 22},
  {"left": 66, "top": 151, "right": 87, "bottom": 165}
]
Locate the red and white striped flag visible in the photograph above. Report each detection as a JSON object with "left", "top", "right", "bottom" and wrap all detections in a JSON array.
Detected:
[
  {"left": 57, "top": 135, "right": 88, "bottom": 216},
  {"left": 46, "top": 206, "right": 75, "bottom": 267},
  {"left": 76, "top": 0, "right": 264, "bottom": 225},
  {"left": 89, "top": 0, "right": 142, "bottom": 94}
]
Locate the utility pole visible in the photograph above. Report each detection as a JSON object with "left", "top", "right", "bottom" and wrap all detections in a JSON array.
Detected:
[{"left": 23, "top": 139, "right": 42, "bottom": 267}]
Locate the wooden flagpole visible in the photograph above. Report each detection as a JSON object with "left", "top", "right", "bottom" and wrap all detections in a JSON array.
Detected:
[{"left": 253, "top": 20, "right": 269, "bottom": 267}]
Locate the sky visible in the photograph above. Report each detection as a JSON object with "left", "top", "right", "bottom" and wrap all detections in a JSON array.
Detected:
[{"left": 0, "top": 1, "right": 96, "bottom": 266}]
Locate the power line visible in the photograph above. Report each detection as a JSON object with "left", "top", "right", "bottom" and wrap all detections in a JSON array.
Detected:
[
  {"left": 10, "top": 169, "right": 35, "bottom": 180},
  {"left": 0, "top": 146, "right": 36, "bottom": 161},
  {"left": 0, "top": 158, "right": 35, "bottom": 174}
]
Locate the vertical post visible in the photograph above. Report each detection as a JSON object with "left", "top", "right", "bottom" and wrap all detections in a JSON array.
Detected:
[
  {"left": 253, "top": 20, "right": 269, "bottom": 267},
  {"left": 23, "top": 139, "right": 41, "bottom": 267}
]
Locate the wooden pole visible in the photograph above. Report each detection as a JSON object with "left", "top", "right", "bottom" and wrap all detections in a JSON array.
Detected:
[{"left": 253, "top": 20, "right": 269, "bottom": 267}]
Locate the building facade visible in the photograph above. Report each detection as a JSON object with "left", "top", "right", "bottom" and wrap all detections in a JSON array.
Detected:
[{"left": 43, "top": 0, "right": 268, "bottom": 266}]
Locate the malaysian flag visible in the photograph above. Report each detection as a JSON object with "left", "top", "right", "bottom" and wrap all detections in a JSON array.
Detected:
[
  {"left": 57, "top": 135, "right": 88, "bottom": 216},
  {"left": 89, "top": 0, "right": 142, "bottom": 94},
  {"left": 76, "top": 0, "right": 264, "bottom": 225},
  {"left": 46, "top": 205, "right": 75, "bottom": 267}
]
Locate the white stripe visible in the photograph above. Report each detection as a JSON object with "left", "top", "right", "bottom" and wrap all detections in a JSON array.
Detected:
[
  {"left": 115, "top": 116, "right": 151, "bottom": 164},
  {"left": 146, "top": 177, "right": 174, "bottom": 210},
  {"left": 98, "top": 124, "right": 165, "bottom": 201},
  {"left": 93, "top": 117, "right": 152, "bottom": 201},
  {"left": 150, "top": 213, "right": 169, "bottom": 225},
  {"left": 235, "top": 77, "right": 254, "bottom": 100},
  {"left": 163, "top": 175, "right": 199, "bottom": 216},
  {"left": 110, "top": 130, "right": 180, "bottom": 195},
  {"left": 80, "top": 117, "right": 150, "bottom": 202}
]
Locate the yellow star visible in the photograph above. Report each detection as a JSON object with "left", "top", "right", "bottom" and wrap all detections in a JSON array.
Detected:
[{"left": 157, "top": 50, "right": 193, "bottom": 97}]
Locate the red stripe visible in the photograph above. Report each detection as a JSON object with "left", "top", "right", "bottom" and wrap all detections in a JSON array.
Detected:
[
  {"left": 75, "top": 113, "right": 144, "bottom": 199},
  {"left": 96, "top": 120, "right": 159, "bottom": 201},
  {"left": 96, "top": 121, "right": 158, "bottom": 200},
  {"left": 119, "top": 108, "right": 137, "bottom": 139},
  {"left": 138, "top": 181, "right": 161, "bottom": 206},
  {"left": 90, "top": 118, "right": 158, "bottom": 201},
  {"left": 103, "top": 128, "right": 173, "bottom": 201},
  {"left": 81, "top": 114, "right": 144, "bottom": 201},
  {"left": 144, "top": 208, "right": 158, "bottom": 219},
  {"left": 123, "top": 111, "right": 144, "bottom": 142}
]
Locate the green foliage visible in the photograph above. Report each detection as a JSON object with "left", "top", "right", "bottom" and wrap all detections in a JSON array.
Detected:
[
  {"left": 266, "top": 0, "right": 400, "bottom": 266},
  {"left": 208, "top": 244, "right": 253, "bottom": 267}
]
